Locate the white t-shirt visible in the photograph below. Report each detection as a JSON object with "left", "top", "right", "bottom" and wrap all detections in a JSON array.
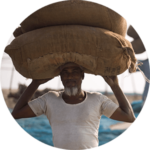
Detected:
[{"left": 28, "top": 91, "right": 119, "bottom": 149}]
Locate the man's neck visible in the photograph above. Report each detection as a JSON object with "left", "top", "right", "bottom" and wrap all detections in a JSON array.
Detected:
[{"left": 62, "top": 90, "right": 86, "bottom": 104}]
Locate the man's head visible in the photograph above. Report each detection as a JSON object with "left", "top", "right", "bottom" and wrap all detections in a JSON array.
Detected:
[{"left": 60, "top": 62, "right": 84, "bottom": 96}]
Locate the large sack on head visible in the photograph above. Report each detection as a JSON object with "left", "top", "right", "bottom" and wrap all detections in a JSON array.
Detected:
[
  {"left": 18, "top": 0, "right": 127, "bottom": 37},
  {"left": 5, "top": 25, "right": 136, "bottom": 79},
  {"left": 13, "top": 27, "right": 23, "bottom": 37},
  {"left": 127, "top": 25, "right": 139, "bottom": 39}
]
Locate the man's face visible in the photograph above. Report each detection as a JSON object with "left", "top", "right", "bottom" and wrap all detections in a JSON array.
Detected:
[{"left": 60, "top": 63, "right": 84, "bottom": 96}]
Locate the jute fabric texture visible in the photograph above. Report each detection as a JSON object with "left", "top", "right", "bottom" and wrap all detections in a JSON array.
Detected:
[
  {"left": 5, "top": 25, "right": 136, "bottom": 79},
  {"left": 13, "top": 0, "right": 127, "bottom": 37}
]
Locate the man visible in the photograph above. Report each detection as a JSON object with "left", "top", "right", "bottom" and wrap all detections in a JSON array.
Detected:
[
  {"left": 127, "top": 25, "right": 150, "bottom": 109},
  {"left": 12, "top": 62, "right": 135, "bottom": 149}
]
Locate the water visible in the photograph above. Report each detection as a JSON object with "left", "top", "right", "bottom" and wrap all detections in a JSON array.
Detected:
[{"left": 10, "top": 100, "right": 142, "bottom": 148}]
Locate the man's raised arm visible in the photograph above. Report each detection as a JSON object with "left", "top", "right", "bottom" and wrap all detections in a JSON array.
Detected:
[
  {"left": 12, "top": 78, "right": 52, "bottom": 119},
  {"left": 103, "top": 76, "right": 136, "bottom": 123}
]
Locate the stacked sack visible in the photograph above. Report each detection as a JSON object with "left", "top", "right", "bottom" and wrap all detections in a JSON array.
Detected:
[{"left": 5, "top": 0, "right": 137, "bottom": 79}]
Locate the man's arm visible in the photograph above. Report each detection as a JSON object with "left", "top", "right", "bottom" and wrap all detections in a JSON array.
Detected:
[
  {"left": 110, "top": 84, "right": 136, "bottom": 122},
  {"left": 103, "top": 76, "right": 135, "bottom": 123},
  {"left": 12, "top": 78, "right": 52, "bottom": 119}
]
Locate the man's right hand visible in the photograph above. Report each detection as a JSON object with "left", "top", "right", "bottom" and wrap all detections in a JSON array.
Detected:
[
  {"left": 32, "top": 78, "right": 53, "bottom": 86},
  {"left": 12, "top": 78, "right": 53, "bottom": 119}
]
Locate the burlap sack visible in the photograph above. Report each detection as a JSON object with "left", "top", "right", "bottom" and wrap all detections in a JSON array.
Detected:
[
  {"left": 13, "top": 27, "right": 23, "bottom": 37},
  {"left": 5, "top": 25, "right": 136, "bottom": 79},
  {"left": 127, "top": 25, "right": 139, "bottom": 39},
  {"left": 16, "top": 0, "right": 127, "bottom": 37}
]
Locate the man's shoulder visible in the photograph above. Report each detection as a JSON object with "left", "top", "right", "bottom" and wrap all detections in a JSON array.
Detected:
[
  {"left": 86, "top": 91, "right": 102, "bottom": 96},
  {"left": 41, "top": 90, "right": 62, "bottom": 99},
  {"left": 86, "top": 91, "right": 108, "bottom": 101},
  {"left": 46, "top": 90, "right": 62, "bottom": 96}
]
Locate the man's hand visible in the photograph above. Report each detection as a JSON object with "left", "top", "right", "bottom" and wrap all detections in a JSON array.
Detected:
[
  {"left": 102, "top": 76, "right": 119, "bottom": 87},
  {"left": 12, "top": 77, "right": 53, "bottom": 119},
  {"left": 32, "top": 78, "right": 53, "bottom": 86},
  {"left": 102, "top": 75, "right": 135, "bottom": 122}
]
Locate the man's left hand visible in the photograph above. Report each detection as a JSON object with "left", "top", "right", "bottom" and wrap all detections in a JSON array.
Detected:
[{"left": 102, "top": 76, "right": 119, "bottom": 88}]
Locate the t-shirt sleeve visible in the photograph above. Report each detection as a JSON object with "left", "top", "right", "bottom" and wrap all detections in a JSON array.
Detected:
[
  {"left": 100, "top": 94, "right": 119, "bottom": 118},
  {"left": 28, "top": 93, "right": 47, "bottom": 116}
]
